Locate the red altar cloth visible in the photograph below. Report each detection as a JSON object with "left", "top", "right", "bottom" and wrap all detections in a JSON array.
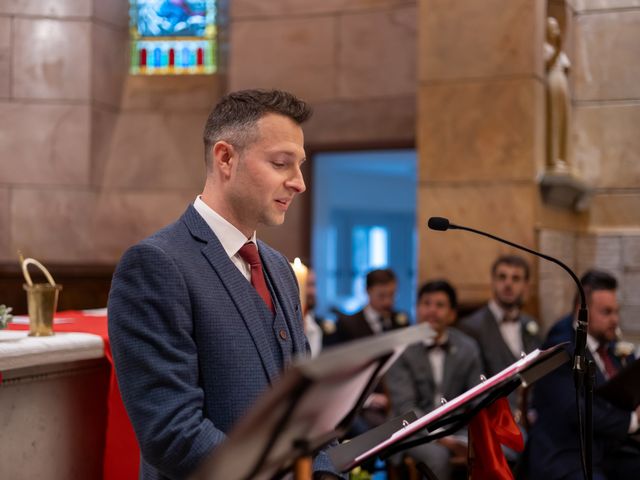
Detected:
[{"left": 5, "top": 311, "right": 139, "bottom": 480}]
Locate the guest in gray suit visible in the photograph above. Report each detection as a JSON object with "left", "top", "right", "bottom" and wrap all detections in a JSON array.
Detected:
[
  {"left": 108, "top": 90, "right": 341, "bottom": 480},
  {"left": 457, "top": 255, "right": 542, "bottom": 379},
  {"left": 386, "top": 280, "right": 482, "bottom": 480}
]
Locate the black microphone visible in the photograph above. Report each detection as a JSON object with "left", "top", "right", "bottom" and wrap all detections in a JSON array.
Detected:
[{"left": 427, "top": 216, "right": 588, "bottom": 383}]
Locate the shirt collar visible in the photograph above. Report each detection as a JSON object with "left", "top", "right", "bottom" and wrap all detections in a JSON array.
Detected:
[
  {"left": 489, "top": 299, "right": 519, "bottom": 324},
  {"left": 193, "top": 196, "right": 257, "bottom": 258}
]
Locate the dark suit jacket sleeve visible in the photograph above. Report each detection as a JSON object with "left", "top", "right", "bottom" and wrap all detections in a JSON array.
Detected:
[
  {"left": 386, "top": 348, "right": 425, "bottom": 417},
  {"left": 108, "top": 243, "right": 223, "bottom": 479}
]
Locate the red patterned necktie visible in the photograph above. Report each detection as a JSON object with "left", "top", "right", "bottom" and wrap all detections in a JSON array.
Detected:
[
  {"left": 238, "top": 242, "right": 274, "bottom": 314},
  {"left": 596, "top": 343, "right": 618, "bottom": 379}
]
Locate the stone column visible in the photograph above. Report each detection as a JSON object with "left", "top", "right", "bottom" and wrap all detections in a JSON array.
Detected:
[{"left": 417, "top": 0, "right": 580, "bottom": 319}]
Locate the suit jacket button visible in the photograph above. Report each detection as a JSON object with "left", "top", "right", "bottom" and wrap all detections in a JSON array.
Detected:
[{"left": 279, "top": 329, "right": 287, "bottom": 340}]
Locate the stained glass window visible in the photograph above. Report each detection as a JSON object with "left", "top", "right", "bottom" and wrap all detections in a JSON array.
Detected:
[{"left": 129, "top": 0, "right": 217, "bottom": 75}]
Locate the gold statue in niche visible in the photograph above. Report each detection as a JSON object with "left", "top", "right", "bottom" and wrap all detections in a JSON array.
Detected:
[{"left": 544, "top": 17, "right": 571, "bottom": 174}]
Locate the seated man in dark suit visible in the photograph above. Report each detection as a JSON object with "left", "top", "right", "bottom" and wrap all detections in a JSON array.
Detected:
[
  {"left": 526, "top": 269, "right": 640, "bottom": 480},
  {"left": 336, "top": 268, "right": 409, "bottom": 342},
  {"left": 386, "top": 280, "right": 482, "bottom": 480}
]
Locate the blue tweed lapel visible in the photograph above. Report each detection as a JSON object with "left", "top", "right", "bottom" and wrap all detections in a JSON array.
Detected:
[{"left": 181, "top": 205, "right": 279, "bottom": 383}]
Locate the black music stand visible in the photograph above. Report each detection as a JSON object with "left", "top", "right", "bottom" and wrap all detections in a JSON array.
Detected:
[
  {"left": 329, "top": 343, "right": 570, "bottom": 473},
  {"left": 191, "top": 323, "right": 435, "bottom": 480}
]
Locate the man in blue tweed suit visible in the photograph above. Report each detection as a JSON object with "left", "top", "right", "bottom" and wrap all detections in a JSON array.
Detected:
[{"left": 108, "top": 90, "right": 342, "bottom": 480}]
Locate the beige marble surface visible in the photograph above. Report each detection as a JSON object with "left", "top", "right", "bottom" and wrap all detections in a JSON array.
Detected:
[
  {"left": 93, "top": 0, "right": 128, "bottom": 28},
  {"left": 12, "top": 18, "right": 91, "bottom": 100},
  {"left": 589, "top": 193, "right": 640, "bottom": 228},
  {"left": 0, "top": 0, "right": 91, "bottom": 17},
  {"left": 229, "top": 16, "right": 336, "bottom": 102},
  {"left": 622, "top": 235, "right": 640, "bottom": 268},
  {"left": 0, "top": 17, "right": 9, "bottom": 98},
  {"left": 419, "top": 78, "right": 544, "bottom": 182},
  {"left": 574, "top": 104, "right": 640, "bottom": 188},
  {"left": 573, "top": 10, "right": 640, "bottom": 101},
  {"left": 231, "top": 0, "right": 416, "bottom": 18},
  {"left": 305, "top": 96, "right": 416, "bottom": 146},
  {"left": 0, "top": 331, "right": 104, "bottom": 371},
  {"left": 92, "top": 22, "right": 127, "bottom": 108},
  {"left": 120, "top": 75, "right": 224, "bottom": 111},
  {"left": 338, "top": 6, "right": 417, "bottom": 99},
  {"left": 0, "top": 188, "right": 9, "bottom": 261},
  {"left": 575, "top": 0, "right": 640, "bottom": 10},
  {"left": 418, "top": 183, "right": 537, "bottom": 291},
  {"left": 0, "top": 102, "right": 90, "bottom": 185},
  {"left": 576, "top": 234, "right": 623, "bottom": 280},
  {"left": 10, "top": 189, "right": 196, "bottom": 263},
  {"left": 419, "top": 0, "right": 544, "bottom": 81},
  {"left": 95, "top": 109, "right": 207, "bottom": 190}
]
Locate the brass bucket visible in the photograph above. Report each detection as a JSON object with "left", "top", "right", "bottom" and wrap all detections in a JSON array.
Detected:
[
  {"left": 20, "top": 256, "right": 61, "bottom": 337},
  {"left": 23, "top": 283, "right": 62, "bottom": 336}
]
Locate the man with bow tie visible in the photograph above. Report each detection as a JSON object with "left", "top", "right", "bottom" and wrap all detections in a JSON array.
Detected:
[
  {"left": 526, "top": 269, "right": 640, "bottom": 480},
  {"left": 386, "top": 280, "right": 482, "bottom": 480},
  {"left": 457, "top": 255, "right": 542, "bottom": 379}
]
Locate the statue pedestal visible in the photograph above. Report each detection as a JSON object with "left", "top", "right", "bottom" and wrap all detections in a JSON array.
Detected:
[{"left": 539, "top": 171, "right": 592, "bottom": 211}]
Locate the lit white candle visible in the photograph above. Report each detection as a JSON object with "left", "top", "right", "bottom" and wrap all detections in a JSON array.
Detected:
[{"left": 290, "top": 257, "right": 308, "bottom": 313}]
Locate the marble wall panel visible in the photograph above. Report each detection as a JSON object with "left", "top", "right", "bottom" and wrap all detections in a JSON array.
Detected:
[
  {"left": 575, "top": 0, "right": 640, "bottom": 10},
  {"left": 120, "top": 75, "right": 224, "bottom": 112},
  {"left": 418, "top": 183, "right": 537, "bottom": 305},
  {"left": 0, "top": 0, "right": 91, "bottom": 17},
  {"left": 419, "top": 78, "right": 544, "bottom": 182},
  {"left": 589, "top": 193, "right": 640, "bottom": 228},
  {"left": 0, "top": 102, "right": 90, "bottom": 185},
  {"left": 0, "top": 17, "right": 10, "bottom": 98},
  {"left": 576, "top": 234, "right": 623, "bottom": 278},
  {"left": 12, "top": 18, "right": 90, "bottom": 100},
  {"left": 92, "top": 22, "right": 127, "bottom": 108},
  {"left": 304, "top": 96, "right": 416, "bottom": 146},
  {"left": 231, "top": 0, "right": 416, "bottom": 18},
  {"left": 620, "top": 271, "right": 640, "bottom": 305},
  {"left": 538, "top": 229, "right": 578, "bottom": 328},
  {"left": 10, "top": 189, "right": 196, "bottom": 263},
  {"left": 622, "top": 235, "right": 640, "bottom": 270},
  {"left": 419, "top": 0, "right": 545, "bottom": 81},
  {"left": 620, "top": 305, "right": 640, "bottom": 336},
  {"left": 96, "top": 110, "right": 207, "bottom": 190},
  {"left": 338, "top": 6, "right": 417, "bottom": 99},
  {"left": 0, "top": 188, "right": 10, "bottom": 261},
  {"left": 573, "top": 104, "right": 640, "bottom": 188},
  {"left": 229, "top": 16, "right": 336, "bottom": 103},
  {"left": 93, "top": 0, "right": 128, "bottom": 28},
  {"left": 573, "top": 11, "right": 640, "bottom": 101}
]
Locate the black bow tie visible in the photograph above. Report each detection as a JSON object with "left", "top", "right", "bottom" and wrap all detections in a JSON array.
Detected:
[{"left": 426, "top": 341, "right": 449, "bottom": 352}]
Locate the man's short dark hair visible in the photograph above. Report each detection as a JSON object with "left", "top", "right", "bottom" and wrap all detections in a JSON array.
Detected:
[
  {"left": 366, "top": 268, "right": 396, "bottom": 289},
  {"left": 491, "top": 255, "right": 530, "bottom": 280},
  {"left": 417, "top": 279, "right": 457, "bottom": 310},
  {"left": 574, "top": 269, "right": 618, "bottom": 307},
  {"left": 203, "top": 89, "right": 312, "bottom": 167}
]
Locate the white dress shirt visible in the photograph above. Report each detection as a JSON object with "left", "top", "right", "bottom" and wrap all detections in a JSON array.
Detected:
[
  {"left": 489, "top": 299, "right": 524, "bottom": 358},
  {"left": 193, "top": 196, "right": 257, "bottom": 281}
]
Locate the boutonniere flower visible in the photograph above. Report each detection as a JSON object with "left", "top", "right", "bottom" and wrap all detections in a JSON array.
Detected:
[
  {"left": 525, "top": 320, "right": 539, "bottom": 336},
  {"left": 614, "top": 341, "right": 635, "bottom": 359},
  {"left": 396, "top": 312, "right": 408, "bottom": 326},
  {"left": 0, "top": 304, "right": 13, "bottom": 329}
]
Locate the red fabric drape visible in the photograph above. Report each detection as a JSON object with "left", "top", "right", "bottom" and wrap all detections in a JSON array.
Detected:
[
  {"left": 7, "top": 312, "right": 139, "bottom": 480},
  {"left": 468, "top": 397, "right": 524, "bottom": 480}
]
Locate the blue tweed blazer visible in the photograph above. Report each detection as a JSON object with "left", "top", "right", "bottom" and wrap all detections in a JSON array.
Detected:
[{"left": 108, "top": 205, "right": 337, "bottom": 479}]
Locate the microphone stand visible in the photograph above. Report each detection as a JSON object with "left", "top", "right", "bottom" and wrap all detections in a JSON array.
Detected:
[{"left": 427, "top": 217, "right": 593, "bottom": 480}]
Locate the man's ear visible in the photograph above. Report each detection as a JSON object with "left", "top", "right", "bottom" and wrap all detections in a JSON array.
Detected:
[{"left": 212, "top": 141, "right": 235, "bottom": 177}]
